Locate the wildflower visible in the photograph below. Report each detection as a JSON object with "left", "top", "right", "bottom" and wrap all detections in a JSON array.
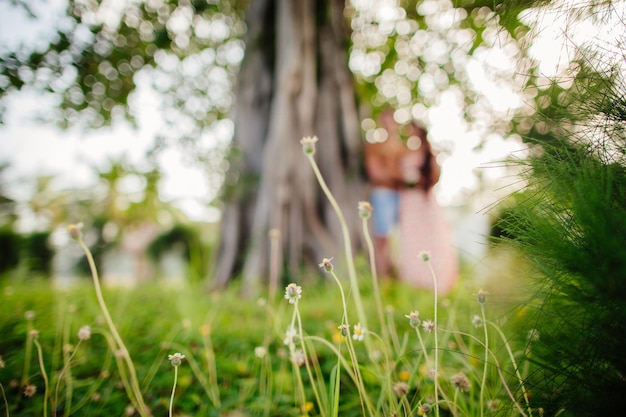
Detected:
[
  {"left": 77, "top": 325, "right": 91, "bottom": 341},
  {"left": 318, "top": 257, "right": 334, "bottom": 272},
  {"left": 369, "top": 349, "right": 382, "bottom": 362},
  {"left": 291, "top": 349, "right": 306, "bottom": 367},
  {"left": 332, "top": 330, "right": 346, "bottom": 344},
  {"left": 398, "top": 370, "right": 410, "bottom": 381},
  {"left": 353, "top": 323, "right": 365, "bottom": 341},
  {"left": 419, "top": 250, "right": 431, "bottom": 262},
  {"left": 422, "top": 319, "right": 435, "bottom": 333},
  {"left": 472, "top": 314, "right": 483, "bottom": 328},
  {"left": 29, "top": 330, "right": 39, "bottom": 339},
  {"left": 67, "top": 223, "right": 83, "bottom": 240},
  {"left": 284, "top": 283, "right": 302, "bottom": 304},
  {"left": 487, "top": 400, "right": 499, "bottom": 411},
  {"left": 24, "top": 310, "right": 35, "bottom": 321},
  {"left": 125, "top": 405, "right": 136, "bottom": 416},
  {"left": 392, "top": 381, "right": 409, "bottom": 396},
  {"left": 451, "top": 371, "right": 471, "bottom": 392},
  {"left": 405, "top": 310, "right": 421, "bottom": 328},
  {"left": 476, "top": 288, "right": 489, "bottom": 304},
  {"left": 425, "top": 367, "right": 438, "bottom": 381},
  {"left": 23, "top": 384, "right": 37, "bottom": 397},
  {"left": 284, "top": 325, "right": 298, "bottom": 345},
  {"left": 357, "top": 201, "right": 373, "bottom": 219},
  {"left": 302, "top": 401, "right": 314, "bottom": 414},
  {"left": 254, "top": 346, "right": 267, "bottom": 358},
  {"left": 91, "top": 392, "right": 101, "bottom": 402},
  {"left": 0, "top": 355, "right": 5, "bottom": 368},
  {"left": 417, "top": 403, "right": 432, "bottom": 416},
  {"left": 300, "top": 136, "right": 319, "bottom": 155},
  {"left": 338, "top": 324, "right": 349, "bottom": 338},
  {"left": 168, "top": 352, "right": 186, "bottom": 367}
]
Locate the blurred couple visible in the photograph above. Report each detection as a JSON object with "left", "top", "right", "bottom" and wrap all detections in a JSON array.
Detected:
[{"left": 364, "top": 109, "right": 458, "bottom": 295}]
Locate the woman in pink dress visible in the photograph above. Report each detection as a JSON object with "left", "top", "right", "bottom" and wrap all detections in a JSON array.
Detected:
[{"left": 396, "top": 123, "right": 459, "bottom": 295}]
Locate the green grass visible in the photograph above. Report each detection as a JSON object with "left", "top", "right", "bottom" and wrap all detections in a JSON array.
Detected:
[{"left": 0, "top": 263, "right": 536, "bottom": 417}]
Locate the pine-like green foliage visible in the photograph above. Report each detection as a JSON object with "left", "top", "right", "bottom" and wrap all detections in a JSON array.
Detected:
[{"left": 498, "top": 57, "right": 626, "bottom": 416}]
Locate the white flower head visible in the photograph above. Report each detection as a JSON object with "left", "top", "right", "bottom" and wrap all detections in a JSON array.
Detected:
[
  {"left": 357, "top": 201, "right": 373, "bottom": 219},
  {"left": 422, "top": 319, "right": 435, "bottom": 333},
  {"left": 472, "top": 315, "right": 483, "bottom": 328},
  {"left": 318, "top": 257, "right": 334, "bottom": 272},
  {"left": 77, "top": 325, "right": 91, "bottom": 341},
  {"left": 405, "top": 311, "right": 421, "bottom": 328},
  {"left": 353, "top": 323, "right": 365, "bottom": 341},
  {"left": 23, "top": 384, "right": 37, "bottom": 397},
  {"left": 291, "top": 349, "right": 306, "bottom": 367},
  {"left": 167, "top": 352, "right": 186, "bottom": 367},
  {"left": 300, "top": 136, "right": 319, "bottom": 155},
  {"left": 283, "top": 325, "right": 298, "bottom": 346},
  {"left": 393, "top": 381, "right": 409, "bottom": 396},
  {"left": 451, "top": 371, "right": 471, "bottom": 392},
  {"left": 284, "top": 283, "right": 302, "bottom": 304},
  {"left": 254, "top": 346, "right": 267, "bottom": 358},
  {"left": 67, "top": 223, "right": 84, "bottom": 240}
]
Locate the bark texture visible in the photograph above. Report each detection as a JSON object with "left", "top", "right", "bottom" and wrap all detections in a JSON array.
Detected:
[{"left": 212, "top": 0, "right": 364, "bottom": 290}]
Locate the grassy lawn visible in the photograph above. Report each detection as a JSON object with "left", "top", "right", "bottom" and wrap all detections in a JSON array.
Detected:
[{"left": 0, "top": 256, "right": 536, "bottom": 417}]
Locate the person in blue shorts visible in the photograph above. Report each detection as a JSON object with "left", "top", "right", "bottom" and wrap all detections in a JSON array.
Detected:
[
  {"left": 364, "top": 108, "right": 444, "bottom": 280},
  {"left": 363, "top": 109, "right": 409, "bottom": 277}
]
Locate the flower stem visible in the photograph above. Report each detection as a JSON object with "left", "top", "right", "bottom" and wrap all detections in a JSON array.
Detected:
[
  {"left": 0, "top": 382, "right": 8, "bottom": 417},
  {"left": 54, "top": 340, "right": 83, "bottom": 417},
  {"left": 305, "top": 153, "right": 368, "bottom": 331},
  {"left": 169, "top": 365, "right": 178, "bottom": 417},
  {"left": 21, "top": 318, "right": 34, "bottom": 387},
  {"left": 425, "top": 258, "right": 440, "bottom": 417},
  {"left": 488, "top": 321, "right": 533, "bottom": 417},
  {"left": 480, "top": 303, "right": 489, "bottom": 417},
  {"left": 75, "top": 236, "right": 149, "bottom": 417},
  {"left": 33, "top": 338, "right": 49, "bottom": 417},
  {"left": 361, "top": 217, "right": 390, "bottom": 346}
]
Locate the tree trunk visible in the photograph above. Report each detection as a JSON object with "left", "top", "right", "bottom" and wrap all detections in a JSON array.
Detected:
[{"left": 212, "top": 0, "right": 364, "bottom": 291}]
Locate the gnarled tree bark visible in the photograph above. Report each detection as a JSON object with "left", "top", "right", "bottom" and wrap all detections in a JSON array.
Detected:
[{"left": 212, "top": 0, "right": 365, "bottom": 291}]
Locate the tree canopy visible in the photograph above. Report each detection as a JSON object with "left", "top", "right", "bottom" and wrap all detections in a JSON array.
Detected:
[
  {"left": 1, "top": 0, "right": 541, "bottom": 161},
  {"left": 0, "top": 0, "right": 597, "bottom": 284}
]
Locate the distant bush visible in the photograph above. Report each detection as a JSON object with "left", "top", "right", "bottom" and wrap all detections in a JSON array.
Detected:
[
  {"left": 21, "top": 231, "right": 54, "bottom": 275},
  {"left": 0, "top": 228, "right": 20, "bottom": 274},
  {"left": 147, "top": 224, "right": 210, "bottom": 281}
]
